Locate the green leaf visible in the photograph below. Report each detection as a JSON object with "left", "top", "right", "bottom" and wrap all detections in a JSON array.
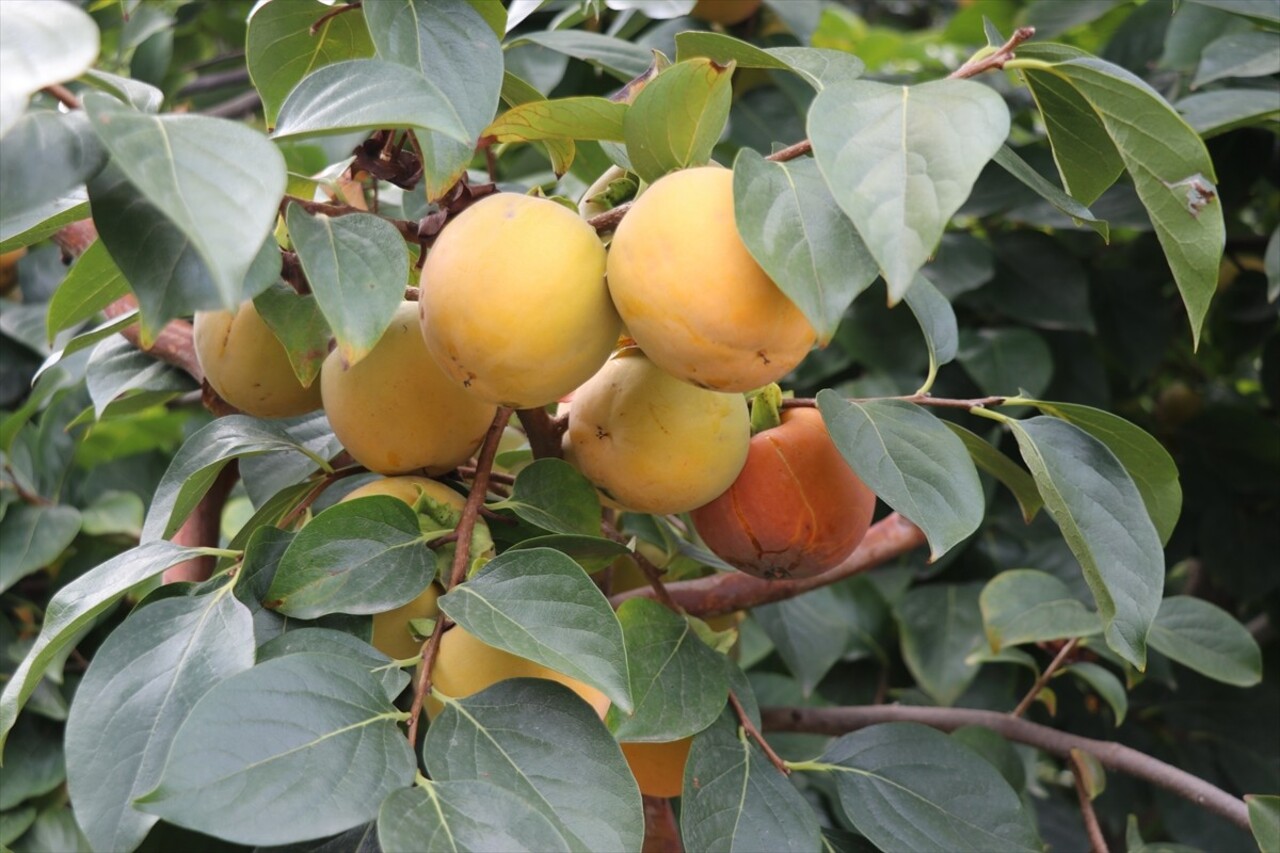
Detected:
[
  {"left": 246, "top": 0, "right": 375, "bottom": 127},
  {"left": 0, "top": 540, "right": 207, "bottom": 750},
  {"left": 1176, "top": 90, "right": 1280, "bottom": 137},
  {"left": 364, "top": 0, "right": 501, "bottom": 200},
  {"left": 1018, "top": 52, "right": 1225, "bottom": 347},
  {"left": 1006, "top": 416, "right": 1164, "bottom": 669},
  {"left": 80, "top": 68, "right": 163, "bottom": 113},
  {"left": 252, "top": 282, "right": 331, "bottom": 387},
  {"left": 274, "top": 59, "right": 469, "bottom": 144},
  {"left": 136, "top": 654, "right": 415, "bottom": 846},
  {"left": 0, "top": 0, "right": 99, "bottom": 138},
  {"left": 818, "top": 393, "right": 984, "bottom": 559},
  {"left": 425, "top": 679, "right": 643, "bottom": 852},
  {"left": 946, "top": 423, "right": 1043, "bottom": 522},
  {"left": 85, "top": 335, "right": 195, "bottom": 418},
  {"left": 266, "top": 496, "right": 435, "bottom": 618},
  {"left": 809, "top": 78, "right": 1010, "bottom": 301},
  {"left": 991, "top": 145, "right": 1109, "bottom": 240},
  {"left": 1247, "top": 795, "right": 1280, "bottom": 853},
  {"left": 957, "top": 328, "right": 1053, "bottom": 398},
  {"left": 484, "top": 96, "right": 627, "bottom": 142},
  {"left": 624, "top": 57, "right": 734, "bottom": 183},
  {"left": 437, "top": 547, "right": 631, "bottom": 712},
  {"left": 1188, "top": 0, "right": 1280, "bottom": 22},
  {"left": 0, "top": 716, "right": 64, "bottom": 810},
  {"left": 284, "top": 207, "right": 406, "bottom": 368},
  {"left": 143, "top": 415, "right": 332, "bottom": 542},
  {"left": 44, "top": 240, "right": 129, "bottom": 341},
  {"left": 821, "top": 722, "right": 1040, "bottom": 852},
  {"left": 507, "top": 534, "right": 630, "bottom": 573},
  {"left": 0, "top": 190, "right": 89, "bottom": 253},
  {"left": 896, "top": 583, "right": 985, "bottom": 706},
  {"left": 0, "top": 806, "right": 36, "bottom": 846},
  {"left": 950, "top": 726, "right": 1025, "bottom": 792},
  {"left": 493, "top": 458, "right": 602, "bottom": 536},
  {"left": 1063, "top": 661, "right": 1128, "bottom": 725},
  {"left": 606, "top": 598, "right": 727, "bottom": 741},
  {"left": 0, "top": 504, "right": 81, "bottom": 593},
  {"left": 257, "top": 627, "right": 409, "bottom": 701},
  {"left": 1020, "top": 400, "right": 1182, "bottom": 545},
  {"left": 980, "top": 570, "right": 1101, "bottom": 650},
  {"left": 1192, "top": 31, "right": 1280, "bottom": 88},
  {"left": 7, "top": 805, "right": 89, "bottom": 853},
  {"left": 0, "top": 111, "right": 104, "bottom": 225},
  {"left": 498, "top": 71, "right": 576, "bottom": 176},
  {"left": 753, "top": 587, "right": 857, "bottom": 696},
  {"left": 673, "top": 32, "right": 866, "bottom": 89},
  {"left": 377, "top": 782, "right": 571, "bottom": 853},
  {"left": 732, "top": 150, "right": 877, "bottom": 344},
  {"left": 83, "top": 95, "right": 286, "bottom": 317},
  {"left": 79, "top": 490, "right": 144, "bottom": 538},
  {"left": 506, "top": 31, "right": 654, "bottom": 82},
  {"left": 902, "top": 274, "right": 959, "bottom": 393},
  {"left": 64, "top": 591, "right": 254, "bottom": 852},
  {"left": 768, "top": 46, "right": 867, "bottom": 89},
  {"left": 1146, "top": 596, "right": 1262, "bottom": 686},
  {"left": 680, "top": 713, "right": 822, "bottom": 852}
]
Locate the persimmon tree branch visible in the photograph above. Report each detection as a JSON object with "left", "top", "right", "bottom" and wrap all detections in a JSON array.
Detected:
[
  {"left": 642, "top": 796, "right": 682, "bottom": 852},
  {"left": 166, "top": 463, "right": 238, "bottom": 583},
  {"left": 762, "top": 704, "right": 1251, "bottom": 832},
  {"left": 407, "top": 407, "right": 512, "bottom": 746},
  {"left": 1010, "top": 637, "right": 1079, "bottom": 718},
  {"left": 516, "top": 407, "right": 566, "bottom": 460},
  {"left": 729, "top": 690, "right": 788, "bottom": 776},
  {"left": 1070, "top": 749, "right": 1111, "bottom": 853},
  {"left": 611, "top": 513, "right": 926, "bottom": 617}
]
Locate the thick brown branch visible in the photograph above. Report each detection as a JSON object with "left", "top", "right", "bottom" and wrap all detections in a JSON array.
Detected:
[
  {"left": 407, "top": 408, "right": 512, "bottom": 746},
  {"left": 516, "top": 407, "right": 566, "bottom": 460},
  {"left": 610, "top": 513, "right": 926, "bottom": 617},
  {"left": 166, "top": 463, "right": 238, "bottom": 583},
  {"left": 641, "top": 796, "right": 682, "bottom": 853},
  {"left": 761, "top": 704, "right": 1251, "bottom": 831}
]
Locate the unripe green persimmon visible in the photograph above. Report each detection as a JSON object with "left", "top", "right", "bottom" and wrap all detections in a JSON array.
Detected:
[
  {"left": 606, "top": 166, "right": 815, "bottom": 392},
  {"left": 566, "top": 350, "right": 749, "bottom": 514},
  {"left": 193, "top": 300, "right": 322, "bottom": 418},
  {"left": 419, "top": 192, "right": 619, "bottom": 408},
  {"left": 321, "top": 302, "right": 497, "bottom": 474}
]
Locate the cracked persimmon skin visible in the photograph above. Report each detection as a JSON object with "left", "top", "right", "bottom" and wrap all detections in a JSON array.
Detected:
[
  {"left": 606, "top": 166, "right": 816, "bottom": 392},
  {"left": 566, "top": 350, "right": 749, "bottom": 515},
  {"left": 690, "top": 407, "right": 876, "bottom": 580},
  {"left": 321, "top": 301, "right": 497, "bottom": 475},
  {"left": 193, "top": 300, "right": 322, "bottom": 418},
  {"left": 419, "top": 192, "right": 619, "bottom": 409}
]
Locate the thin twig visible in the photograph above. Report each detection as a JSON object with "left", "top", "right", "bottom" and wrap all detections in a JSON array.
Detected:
[
  {"left": 948, "top": 26, "right": 1037, "bottom": 80},
  {"left": 277, "top": 469, "right": 362, "bottom": 531},
  {"left": 42, "top": 84, "right": 82, "bottom": 110},
  {"left": 761, "top": 704, "right": 1251, "bottom": 831},
  {"left": 729, "top": 690, "right": 789, "bottom": 776},
  {"left": 176, "top": 67, "right": 251, "bottom": 96},
  {"left": 310, "top": 1, "right": 362, "bottom": 35},
  {"left": 765, "top": 139, "right": 812, "bottom": 162},
  {"left": 0, "top": 468, "right": 52, "bottom": 506},
  {"left": 200, "top": 90, "right": 262, "bottom": 119},
  {"left": 1011, "top": 637, "right": 1079, "bottom": 718},
  {"left": 407, "top": 408, "right": 512, "bottom": 746},
  {"left": 1070, "top": 749, "right": 1111, "bottom": 853},
  {"left": 458, "top": 467, "right": 516, "bottom": 486},
  {"left": 634, "top": 550, "right": 680, "bottom": 612}
]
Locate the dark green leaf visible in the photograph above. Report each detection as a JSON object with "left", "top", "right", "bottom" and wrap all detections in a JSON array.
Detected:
[
  {"left": 0, "top": 1, "right": 99, "bottom": 138},
  {"left": 818, "top": 393, "right": 984, "bottom": 559},
  {"left": 753, "top": 587, "right": 856, "bottom": 696},
  {"left": 732, "top": 150, "right": 877, "bottom": 344},
  {"left": 285, "top": 206, "right": 407, "bottom": 368},
  {"left": 0, "top": 190, "right": 89, "bottom": 253},
  {"left": 902, "top": 274, "right": 959, "bottom": 391},
  {"left": 9, "top": 805, "right": 90, "bottom": 853},
  {"left": 253, "top": 282, "right": 331, "bottom": 388},
  {"left": 506, "top": 31, "right": 653, "bottom": 82},
  {"left": 957, "top": 328, "right": 1053, "bottom": 398},
  {"left": 437, "top": 547, "right": 631, "bottom": 711},
  {"left": 0, "top": 504, "right": 81, "bottom": 593},
  {"left": 821, "top": 722, "right": 1040, "bottom": 852},
  {"left": 1176, "top": 90, "right": 1280, "bottom": 137},
  {"left": 980, "top": 569, "right": 1101, "bottom": 650},
  {"left": 425, "top": 679, "right": 643, "bottom": 852},
  {"left": 680, "top": 713, "right": 822, "bottom": 852},
  {"left": 378, "top": 782, "right": 569, "bottom": 853},
  {"left": 266, "top": 496, "right": 435, "bottom": 619},
  {"left": 85, "top": 335, "right": 195, "bottom": 418},
  {"left": 0, "top": 805, "right": 36, "bottom": 846},
  {"left": 1192, "top": 31, "right": 1280, "bottom": 87},
  {"left": 606, "top": 598, "right": 727, "bottom": 741},
  {"left": 246, "top": 0, "right": 375, "bottom": 127},
  {"left": 946, "top": 423, "right": 1043, "bottom": 522},
  {"left": 65, "top": 591, "right": 255, "bottom": 852},
  {"left": 624, "top": 58, "right": 734, "bottom": 183},
  {"left": 0, "top": 111, "right": 104, "bottom": 223},
  {"left": 507, "top": 534, "right": 630, "bottom": 573},
  {"left": 1006, "top": 416, "right": 1164, "bottom": 668},
  {"left": 1146, "top": 596, "right": 1262, "bottom": 687},
  {"left": 143, "top": 415, "right": 331, "bottom": 541},
  {"left": 992, "top": 145, "right": 1109, "bottom": 239},
  {"left": 137, "top": 654, "right": 416, "bottom": 846},
  {"left": 0, "top": 715, "right": 64, "bottom": 810},
  {"left": 1063, "top": 661, "right": 1128, "bottom": 725},
  {"left": 44, "top": 240, "right": 129, "bottom": 341},
  {"left": 950, "top": 726, "right": 1025, "bottom": 792},
  {"left": 0, "top": 540, "right": 208, "bottom": 749},
  {"left": 1247, "top": 795, "right": 1280, "bottom": 853},
  {"left": 493, "top": 458, "right": 602, "bottom": 536},
  {"left": 258, "top": 627, "right": 409, "bottom": 701},
  {"left": 896, "top": 583, "right": 985, "bottom": 705},
  {"left": 810, "top": 79, "right": 1010, "bottom": 300}
]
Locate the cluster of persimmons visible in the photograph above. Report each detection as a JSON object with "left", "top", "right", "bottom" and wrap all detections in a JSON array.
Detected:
[{"left": 193, "top": 126, "right": 877, "bottom": 799}]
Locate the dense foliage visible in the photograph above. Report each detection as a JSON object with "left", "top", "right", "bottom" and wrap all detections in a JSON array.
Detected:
[{"left": 0, "top": 1, "right": 1277, "bottom": 851}]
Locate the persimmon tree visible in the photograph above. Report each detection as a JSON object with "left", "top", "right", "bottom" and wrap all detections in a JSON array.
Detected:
[{"left": 0, "top": 1, "right": 1277, "bottom": 852}]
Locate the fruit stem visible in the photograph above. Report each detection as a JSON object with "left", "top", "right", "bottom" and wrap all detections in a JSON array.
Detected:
[{"left": 748, "top": 383, "right": 784, "bottom": 434}]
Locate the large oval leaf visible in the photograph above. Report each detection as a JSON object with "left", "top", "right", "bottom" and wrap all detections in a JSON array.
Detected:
[
  {"left": 377, "top": 782, "right": 571, "bottom": 853},
  {"left": 0, "top": 110, "right": 104, "bottom": 223},
  {"left": 624, "top": 57, "right": 734, "bottom": 183},
  {"left": 1147, "top": 596, "right": 1262, "bottom": 687},
  {"left": 0, "top": 0, "right": 99, "bottom": 138},
  {"left": 895, "top": 583, "right": 985, "bottom": 706},
  {"left": 0, "top": 504, "right": 81, "bottom": 593},
  {"left": 980, "top": 569, "right": 1101, "bottom": 651}
]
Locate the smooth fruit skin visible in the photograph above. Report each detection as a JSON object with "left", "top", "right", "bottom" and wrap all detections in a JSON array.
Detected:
[
  {"left": 420, "top": 192, "right": 619, "bottom": 408},
  {"left": 193, "top": 301, "right": 323, "bottom": 418},
  {"left": 426, "top": 625, "right": 610, "bottom": 719},
  {"left": 566, "top": 351, "right": 750, "bottom": 515},
  {"left": 690, "top": 0, "right": 761, "bottom": 25},
  {"left": 691, "top": 407, "right": 876, "bottom": 580},
  {"left": 321, "top": 302, "right": 497, "bottom": 475},
  {"left": 621, "top": 738, "right": 692, "bottom": 798},
  {"left": 606, "top": 167, "right": 815, "bottom": 392}
]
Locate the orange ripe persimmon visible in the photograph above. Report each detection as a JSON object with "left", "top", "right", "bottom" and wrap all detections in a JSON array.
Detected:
[
  {"left": 620, "top": 738, "right": 692, "bottom": 798},
  {"left": 691, "top": 407, "right": 875, "bottom": 580}
]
